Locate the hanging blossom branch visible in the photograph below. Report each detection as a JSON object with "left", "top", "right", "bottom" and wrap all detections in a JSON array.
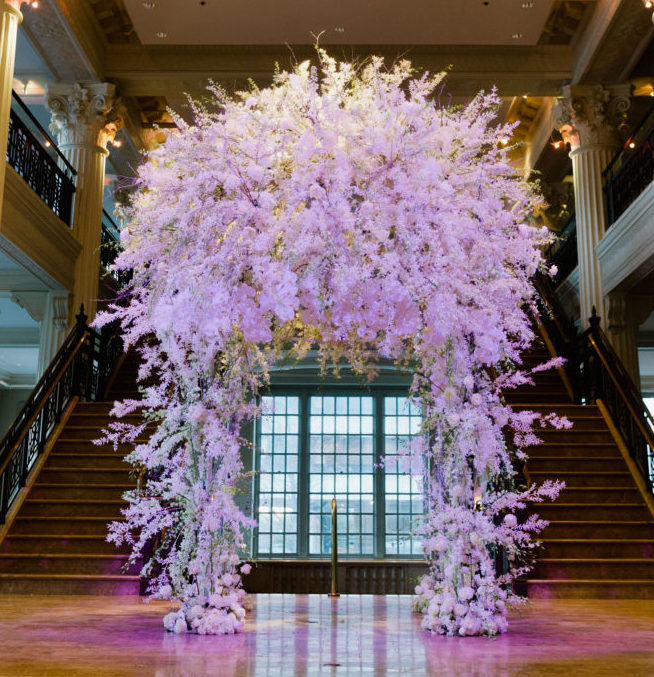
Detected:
[{"left": 97, "top": 50, "right": 564, "bottom": 636}]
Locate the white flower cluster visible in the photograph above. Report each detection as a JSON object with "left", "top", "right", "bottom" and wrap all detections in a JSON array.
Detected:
[
  {"left": 413, "top": 574, "right": 513, "bottom": 636},
  {"left": 162, "top": 589, "right": 248, "bottom": 635}
]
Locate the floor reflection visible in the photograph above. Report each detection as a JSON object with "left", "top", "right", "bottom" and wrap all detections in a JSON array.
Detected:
[{"left": 0, "top": 594, "right": 653, "bottom": 676}]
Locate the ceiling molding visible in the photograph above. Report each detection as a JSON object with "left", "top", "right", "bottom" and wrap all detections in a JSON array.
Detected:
[
  {"left": 104, "top": 44, "right": 573, "bottom": 98},
  {"left": 0, "top": 327, "right": 40, "bottom": 345},
  {"left": 0, "top": 366, "right": 36, "bottom": 389}
]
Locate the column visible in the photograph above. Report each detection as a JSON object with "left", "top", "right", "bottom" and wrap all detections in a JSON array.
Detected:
[
  {"left": 555, "top": 84, "right": 631, "bottom": 329},
  {"left": 0, "top": 1, "right": 24, "bottom": 231},
  {"left": 47, "top": 83, "right": 122, "bottom": 321}
]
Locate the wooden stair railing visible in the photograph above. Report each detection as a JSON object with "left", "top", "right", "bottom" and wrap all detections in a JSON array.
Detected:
[{"left": 0, "top": 307, "right": 123, "bottom": 524}]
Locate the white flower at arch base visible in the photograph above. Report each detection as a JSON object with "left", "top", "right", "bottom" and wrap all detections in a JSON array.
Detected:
[{"left": 97, "top": 50, "right": 564, "bottom": 636}]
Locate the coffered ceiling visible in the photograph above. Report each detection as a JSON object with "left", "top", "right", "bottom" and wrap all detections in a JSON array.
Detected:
[{"left": 123, "top": 0, "right": 556, "bottom": 46}]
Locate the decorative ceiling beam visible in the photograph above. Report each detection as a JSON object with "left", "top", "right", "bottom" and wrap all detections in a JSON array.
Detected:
[{"left": 104, "top": 44, "right": 574, "bottom": 98}]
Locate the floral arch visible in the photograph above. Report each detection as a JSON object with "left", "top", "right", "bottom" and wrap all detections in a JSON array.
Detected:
[{"left": 99, "top": 51, "right": 563, "bottom": 637}]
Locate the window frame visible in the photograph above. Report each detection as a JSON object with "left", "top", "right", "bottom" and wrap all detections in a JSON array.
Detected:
[{"left": 251, "top": 381, "right": 424, "bottom": 561}]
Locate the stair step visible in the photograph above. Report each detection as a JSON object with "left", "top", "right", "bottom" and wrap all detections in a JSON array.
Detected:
[
  {"left": 52, "top": 440, "right": 141, "bottom": 453},
  {"left": 526, "top": 444, "right": 620, "bottom": 458},
  {"left": 539, "top": 539, "right": 654, "bottom": 559},
  {"left": 505, "top": 393, "right": 572, "bottom": 404},
  {"left": 534, "top": 504, "right": 650, "bottom": 521},
  {"left": 0, "top": 535, "right": 128, "bottom": 555},
  {"left": 0, "top": 573, "right": 141, "bottom": 595},
  {"left": 68, "top": 414, "right": 151, "bottom": 427},
  {"left": 46, "top": 453, "right": 130, "bottom": 469},
  {"left": 540, "top": 521, "right": 654, "bottom": 539},
  {"left": 526, "top": 579, "right": 654, "bottom": 599},
  {"left": 529, "top": 471, "right": 633, "bottom": 487},
  {"left": 534, "top": 430, "right": 614, "bottom": 443},
  {"left": 20, "top": 499, "right": 126, "bottom": 518},
  {"left": 527, "top": 457, "right": 627, "bottom": 472},
  {"left": 558, "top": 487, "right": 641, "bottom": 503},
  {"left": 60, "top": 426, "right": 154, "bottom": 441},
  {"left": 73, "top": 402, "right": 142, "bottom": 415},
  {"left": 532, "top": 558, "right": 654, "bottom": 580},
  {"left": 37, "top": 468, "right": 133, "bottom": 484},
  {"left": 510, "top": 384, "right": 569, "bottom": 395},
  {"left": 0, "top": 553, "right": 138, "bottom": 576},
  {"left": 511, "top": 404, "right": 600, "bottom": 417},
  {"left": 29, "top": 483, "right": 129, "bottom": 500},
  {"left": 10, "top": 516, "right": 119, "bottom": 535}
]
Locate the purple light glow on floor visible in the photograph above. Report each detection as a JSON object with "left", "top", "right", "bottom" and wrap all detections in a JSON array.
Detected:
[{"left": 0, "top": 594, "right": 653, "bottom": 675}]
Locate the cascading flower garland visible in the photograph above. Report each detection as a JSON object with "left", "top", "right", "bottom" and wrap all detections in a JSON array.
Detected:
[{"left": 98, "top": 51, "right": 565, "bottom": 636}]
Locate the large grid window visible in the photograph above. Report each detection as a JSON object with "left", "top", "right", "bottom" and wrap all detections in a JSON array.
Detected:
[{"left": 253, "top": 390, "right": 424, "bottom": 558}]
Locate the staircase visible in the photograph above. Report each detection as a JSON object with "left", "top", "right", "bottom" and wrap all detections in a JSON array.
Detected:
[
  {"left": 1, "top": 337, "right": 653, "bottom": 597},
  {"left": 0, "top": 353, "right": 145, "bottom": 595},
  {"left": 507, "top": 344, "right": 654, "bottom": 599}
]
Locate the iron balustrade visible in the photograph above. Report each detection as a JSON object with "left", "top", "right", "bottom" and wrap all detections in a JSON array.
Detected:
[
  {"left": 546, "top": 213, "right": 578, "bottom": 287},
  {"left": 604, "top": 103, "right": 654, "bottom": 227},
  {"left": 101, "top": 209, "right": 132, "bottom": 287},
  {"left": 6, "top": 92, "right": 76, "bottom": 226},
  {"left": 535, "top": 274, "right": 654, "bottom": 491},
  {"left": 581, "top": 313, "right": 654, "bottom": 490},
  {"left": 0, "top": 308, "right": 123, "bottom": 524}
]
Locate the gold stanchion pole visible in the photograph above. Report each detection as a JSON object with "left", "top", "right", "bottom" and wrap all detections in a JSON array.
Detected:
[{"left": 328, "top": 497, "right": 340, "bottom": 598}]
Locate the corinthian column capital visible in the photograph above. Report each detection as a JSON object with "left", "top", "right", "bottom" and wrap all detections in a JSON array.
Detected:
[
  {"left": 554, "top": 84, "right": 631, "bottom": 150},
  {"left": 47, "top": 82, "right": 123, "bottom": 153}
]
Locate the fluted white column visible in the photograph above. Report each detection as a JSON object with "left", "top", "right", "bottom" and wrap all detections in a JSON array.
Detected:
[
  {"left": 0, "top": 1, "right": 23, "bottom": 233},
  {"left": 47, "top": 83, "right": 122, "bottom": 321},
  {"left": 555, "top": 84, "right": 631, "bottom": 329}
]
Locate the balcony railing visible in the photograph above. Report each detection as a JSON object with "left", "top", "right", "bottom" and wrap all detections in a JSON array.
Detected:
[
  {"left": 546, "top": 213, "right": 578, "bottom": 287},
  {"left": 101, "top": 209, "right": 131, "bottom": 286},
  {"left": 604, "top": 103, "right": 654, "bottom": 227},
  {"left": 6, "top": 91, "right": 76, "bottom": 226}
]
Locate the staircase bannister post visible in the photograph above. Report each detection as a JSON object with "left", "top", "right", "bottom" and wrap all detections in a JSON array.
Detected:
[
  {"left": 587, "top": 307, "right": 603, "bottom": 403},
  {"left": 72, "top": 305, "right": 88, "bottom": 398}
]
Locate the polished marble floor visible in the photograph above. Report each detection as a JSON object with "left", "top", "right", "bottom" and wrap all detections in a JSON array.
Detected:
[{"left": 0, "top": 594, "right": 653, "bottom": 676}]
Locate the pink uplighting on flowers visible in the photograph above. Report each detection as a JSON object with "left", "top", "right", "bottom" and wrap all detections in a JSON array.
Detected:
[{"left": 97, "top": 51, "right": 563, "bottom": 636}]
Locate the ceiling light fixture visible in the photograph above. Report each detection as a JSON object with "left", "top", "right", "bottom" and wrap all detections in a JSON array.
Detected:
[
  {"left": 143, "top": 1, "right": 156, "bottom": 7},
  {"left": 511, "top": 33, "right": 523, "bottom": 39},
  {"left": 155, "top": 31, "right": 168, "bottom": 39},
  {"left": 334, "top": 27, "right": 345, "bottom": 33},
  {"left": 521, "top": 2, "right": 534, "bottom": 7}
]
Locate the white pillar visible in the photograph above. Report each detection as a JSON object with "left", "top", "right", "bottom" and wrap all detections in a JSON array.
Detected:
[
  {"left": 555, "top": 84, "right": 631, "bottom": 329},
  {"left": 0, "top": 1, "right": 23, "bottom": 233},
  {"left": 47, "top": 83, "right": 122, "bottom": 321}
]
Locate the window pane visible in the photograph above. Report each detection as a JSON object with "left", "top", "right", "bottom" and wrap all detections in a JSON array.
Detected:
[
  {"left": 383, "top": 396, "right": 424, "bottom": 556},
  {"left": 308, "top": 395, "right": 375, "bottom": 556},
  {"left": 256, "top": 395, "right": 299, "bottom": 555}
]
